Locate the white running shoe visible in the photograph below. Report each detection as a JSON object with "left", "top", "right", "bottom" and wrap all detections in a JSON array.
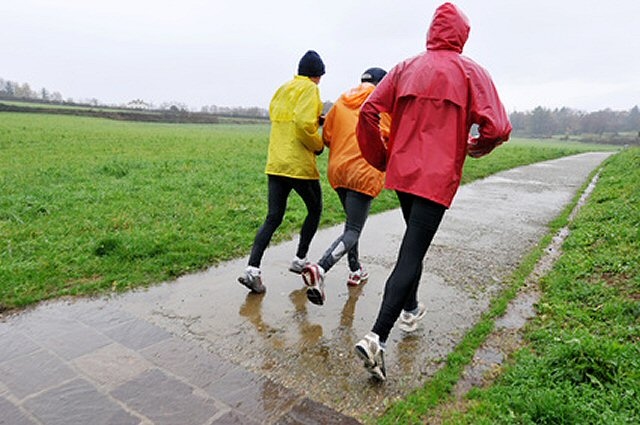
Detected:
[
  {"left": 289, "top": 256, "right": 308, "bottom": 274},
  {"left": 301, "top": 263, "right": 325, "bottom": 305},
  {"left": 398, "top": 302, "right": 426, "bottom": 332},
  {"left": 355, "top": 332, "right": 386, "bottom": 381},
  {"left": 237, "top": 267, "right": 266, "bottom": 294}
]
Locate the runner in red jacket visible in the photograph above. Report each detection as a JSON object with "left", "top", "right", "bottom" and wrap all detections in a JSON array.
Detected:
[{"left": 354, "top": 2, "right": 512, "bottom": 381}]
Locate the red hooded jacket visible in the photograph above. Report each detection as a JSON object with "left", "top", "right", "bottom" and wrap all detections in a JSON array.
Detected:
[{"left": 357, "top": 2, "right": 512, "bottom": 208}]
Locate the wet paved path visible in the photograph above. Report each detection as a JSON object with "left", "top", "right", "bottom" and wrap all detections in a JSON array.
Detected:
[{"left": 0, "top": 152, "right": 612, "bottom": 424}]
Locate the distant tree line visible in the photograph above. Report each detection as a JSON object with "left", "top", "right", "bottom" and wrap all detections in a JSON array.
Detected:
[
  {"left": 198, "top": 101, "right": 332, "bottom": 118},
  {"left": 0, "top": 77, "right": 65, "bottom": 103},
  {"left": 200, "top": 104, "right": 268, "bottom": 118},
  {"left": 2, "top": 76, "right": 638, "bottom": 138},
  {"left": 510, "top": 106, "right": 640, "bottom": 140}
]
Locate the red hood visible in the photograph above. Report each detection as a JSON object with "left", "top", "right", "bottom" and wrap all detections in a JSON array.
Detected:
[{"left": 426, "top": 2, "right": 470, "bottom": 53}]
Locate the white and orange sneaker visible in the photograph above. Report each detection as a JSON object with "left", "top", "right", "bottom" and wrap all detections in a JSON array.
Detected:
[{"left": 301, "top": 263, "right": 325, "bottom": 305}]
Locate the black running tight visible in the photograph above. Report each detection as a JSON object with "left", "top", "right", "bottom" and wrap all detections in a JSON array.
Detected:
[
  {"left": 372, "top": 191, "right": 446, "bottom": 342},
  {"left": 318, "top": 188, "right": 372, "bottom": 273},
  {"left": 248, "top": 175, "right": 322, "bottom": 268}
]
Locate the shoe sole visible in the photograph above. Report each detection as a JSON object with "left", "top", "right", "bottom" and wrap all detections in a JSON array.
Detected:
[
  {"left": 355, "top": 344, "right": 375, "bottom": 367},
  {"left": 306, "top": 287, "right": 324, "bottom": 305},
  {"left": 289, "top": 267, "right": 303, "bottom": 274},
  {"left": 368, "top": 365, "right": 386, "bottom": 381}
]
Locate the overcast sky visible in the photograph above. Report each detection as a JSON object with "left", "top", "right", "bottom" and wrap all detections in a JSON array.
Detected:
[{"left": 2, "top": 0, "right": 639, "bottom": 112}]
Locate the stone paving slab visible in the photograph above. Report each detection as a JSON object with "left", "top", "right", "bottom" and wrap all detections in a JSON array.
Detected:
[
  {"left": 24, "top": 379, "right": 140, "bottom": 425},
  {"left": 72, "top": 344, "right": 154, "bottom": 391},
  {"left": 0, "top": 152, "right": 613, "bottom": 424},
  {"left": 110, "top": 369, "right": 219, "bottom": 425},
  {"left": 0, "top": 349, "right": 77, "bottom": 400},
  {"left": 0, "top": 396, "right": 38, "bottom": 425},
  {"left": 0, "top": 302, "right": 357, "bottom": 424}
]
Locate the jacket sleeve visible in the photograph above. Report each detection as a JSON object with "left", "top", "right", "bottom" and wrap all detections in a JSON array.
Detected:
[
  {"left": 322, "top": 103, "right": 337, "bottom": 148},
  {"left": 294, "top": 84, "right": 324, "bottom": 153},
  {"left": 467, "top": 65, "right": 512, "bottom": 158},
  {"left": 357, "top": 73, "right": 396, "bottom": 171}
]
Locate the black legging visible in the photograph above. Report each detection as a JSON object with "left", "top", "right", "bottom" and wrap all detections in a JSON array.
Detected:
[
  {"left": 318, "top": 188, "right": 372, "bottom": 273},
  {"left": 248, "top": 174, "right": 322, "bottom": 268},
  {"left": 372, "top": 191, "right": 446, "bottom": 342}
]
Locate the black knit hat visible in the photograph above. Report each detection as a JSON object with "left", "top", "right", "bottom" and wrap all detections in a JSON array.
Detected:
[
  {"left": 361, "top": 67, "right": 387, "bottom": 85},
  {"left": 298, "top": 50, "right": 326, "bottom": 77}
]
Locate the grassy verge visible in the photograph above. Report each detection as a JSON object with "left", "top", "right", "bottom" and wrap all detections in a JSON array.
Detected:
[
  {"left": 0, "top": 112, "right": 618, "bottom": 311},
  {"left": 377, "top": 147, "right": 639, "bottom": 424}
]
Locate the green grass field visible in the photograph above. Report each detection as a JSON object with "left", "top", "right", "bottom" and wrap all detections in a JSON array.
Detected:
[{"left": 0, "top": 112, "right": 618, "bottom": 311}]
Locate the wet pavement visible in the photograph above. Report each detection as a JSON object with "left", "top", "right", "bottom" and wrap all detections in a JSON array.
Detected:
[
  {"left": 452, "top": 169, "right": 603, "bottom": 398},
  {"left": 0, "top": 152, "right": 612, "bottom": 424}
]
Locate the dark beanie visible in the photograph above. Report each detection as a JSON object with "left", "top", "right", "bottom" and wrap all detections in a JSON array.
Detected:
[
  {"left": 361, "top": 67, "right": 387, "bottom": 85},
  {"left": 298, "top": 50, "right": 326, "bottom": 77}
]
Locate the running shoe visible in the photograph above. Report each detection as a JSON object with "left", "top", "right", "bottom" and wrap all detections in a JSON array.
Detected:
[
  {"left": 355, "top": 332, "right": 386, "bottom": 381},
  {"left": 347, "top": 268, "right": 369, "bottom": 286},
  {"left": 301, "top": 263, "right": 325, "bottom": 305},
  {"left": 398, "top": 302, "right": 426, "bottom": 332},
  {"left": 237, "top": 267, "right": 266, "bottom": 294}
]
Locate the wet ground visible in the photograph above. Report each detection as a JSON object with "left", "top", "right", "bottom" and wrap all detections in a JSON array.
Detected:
[
  {"left": 452, "top": 169, "right": 603, "bottom": 399},
  {"left": 0, "top": 152, "right": 613, "bottom": 424}
]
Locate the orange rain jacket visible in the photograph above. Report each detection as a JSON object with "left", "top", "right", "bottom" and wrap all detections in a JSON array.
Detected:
[
  {"left": 322, "top": 83, "right": 390, "bottom": 198},
  {"left": 357, "top": 2, "right": 512, "bottom": 208}
]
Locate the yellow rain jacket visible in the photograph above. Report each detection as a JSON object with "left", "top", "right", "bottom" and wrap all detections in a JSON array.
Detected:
[
  {"left": 322, "top": 83, "right": 390, "bottom": 197},
  {"left": 265, "top": 75, "right": 324, "bottom": 179}
]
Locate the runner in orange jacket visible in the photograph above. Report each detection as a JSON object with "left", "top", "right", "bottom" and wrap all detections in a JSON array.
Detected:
[{"left": 301, "top": 68, "right": 390, "bottom": 306}]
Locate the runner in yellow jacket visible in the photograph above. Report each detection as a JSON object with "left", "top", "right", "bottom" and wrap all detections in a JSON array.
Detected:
[
  {"left": 239, "top": 50, "right": 326, "bottom": 294},
  {"left": 301, "top": 67, "right": 390, "bottom": 306}
]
